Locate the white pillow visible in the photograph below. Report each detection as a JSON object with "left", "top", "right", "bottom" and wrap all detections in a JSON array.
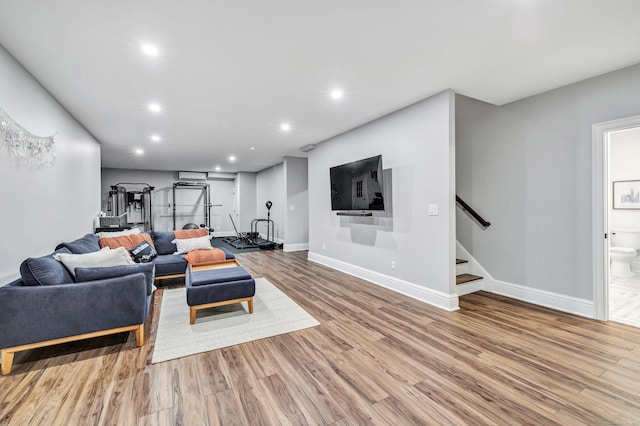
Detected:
[
  {"left": 54, "top": 246, "right": 135, "bottom": 277},
  {"left": 95, "top": 228, "right": 141, "bottom": 238},
  {"left": 172, "top": 235, "right": 212, "bottom": 254}
]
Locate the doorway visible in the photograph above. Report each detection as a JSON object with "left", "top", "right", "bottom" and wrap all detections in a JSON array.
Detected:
[{"left": 593, "top": 114, "right": 640, "bottom": 326}]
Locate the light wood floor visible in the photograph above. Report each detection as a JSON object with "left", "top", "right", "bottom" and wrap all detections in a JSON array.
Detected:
[{"left": 2, "top": 250, "right": 640, "bottom": 425}]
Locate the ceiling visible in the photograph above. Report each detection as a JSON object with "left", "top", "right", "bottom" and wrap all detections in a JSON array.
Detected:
[{"left": 1, "top": 1, "right": 639, "bottom": 173}]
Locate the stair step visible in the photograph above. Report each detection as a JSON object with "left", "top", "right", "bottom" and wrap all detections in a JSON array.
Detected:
[
  {"left": 456, "top": 258, "right": 468, "bottom": 265},
  {"left": 456, "top": 273, "right": 483, "bottom": 285}
]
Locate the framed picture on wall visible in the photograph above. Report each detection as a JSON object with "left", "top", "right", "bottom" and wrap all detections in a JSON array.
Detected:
[{"left": 613, "top": 180, "right": 640, "bottom": 209}]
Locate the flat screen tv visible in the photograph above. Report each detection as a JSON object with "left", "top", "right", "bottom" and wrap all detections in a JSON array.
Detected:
[{"left": 330, "top": 155, "right": 385, "bottom": 211}]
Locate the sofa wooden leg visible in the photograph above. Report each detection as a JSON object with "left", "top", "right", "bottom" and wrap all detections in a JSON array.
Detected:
[
  {"left": 1, "top": 349, "right": 14, "bottom": 375},
  {"left": 248, "top": 297, "right": 254, "bottom": 314},
  {"left": 135, "top": 324, "right": 145, "bottom": 346},
  {"left": 190, "top": 307, "right": 197, "bottom": 325}
]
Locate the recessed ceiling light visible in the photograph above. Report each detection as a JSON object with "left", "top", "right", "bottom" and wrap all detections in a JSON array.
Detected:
[
  {"left": 151, "top": 134, "right": 161, "bottom": 142},
  {"left": 135, "top": 148, "right": 144, "bottom": 155},
  {"left": 250, "top": 147, "right": 255, "bottom": 150},
  {"left": 141, "top": 44, "right": 159, "bottom": 56},
  {"left": 229, "top": 155, "right": 236, "bottom": 162},
  {"left": 215, "top": 166, "right": 221, "bottom": 172},
  {"left": 331, "top": 89, "right": 344, "bottom": 99},
  {"left": 148, "top": 103, "right": 161, "bottom": 112},
  {"left": 280, "top": 123, "right": 291, "bottom": 132}
]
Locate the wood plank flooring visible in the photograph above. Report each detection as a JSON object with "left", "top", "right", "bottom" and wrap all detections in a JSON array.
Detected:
[{"left": 2, "top": 250, "right": 640, "bottom": 425}]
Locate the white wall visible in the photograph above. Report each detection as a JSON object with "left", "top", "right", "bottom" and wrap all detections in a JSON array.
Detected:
[
  {"left": 456, "top": 63, "right": 640, "bottom": 304},
  {"left": 308, "top": 90, "right": 457, "bottom": 310},
  {"left": 0, "top": 44, "right": 101, "bottom": 282},
  {"left": 283, "top": 156, "right": 309, "bottom": 250},
  {"left": 101, "top": 168, "right": 235, "bottom": 235},
  {"left": 256, "top": 164, "right": 285, "bottom": 242}
]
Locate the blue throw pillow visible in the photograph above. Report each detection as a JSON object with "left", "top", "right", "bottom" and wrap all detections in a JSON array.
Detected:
[
  {"left": 129, "top": 240, "right": 157, "bottom": 263},
  {"left": 19, "top": 247, "right": 74, "bottom": 286},
  {"left": 75, "top": 263, "right": 155, "bottom": 295},
  {"left": 55, "top": 233, "right": 100, "bottom": 254},
  {"left": 152, "top": 231, "right": 177, "bottom": 255}
]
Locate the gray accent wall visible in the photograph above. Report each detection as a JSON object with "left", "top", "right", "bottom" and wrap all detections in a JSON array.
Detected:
[
  {"left": 0, "top": 44, "right": 101, "bottom": 282},
  {"left": 456, "top": 63, "right": 640, "bottom": 300},
  {"left": 308, "top": 90, "right": 456, "bottom": 300},
  {"left": 256, "top": 164, "right": 285, "bottom": 241}
]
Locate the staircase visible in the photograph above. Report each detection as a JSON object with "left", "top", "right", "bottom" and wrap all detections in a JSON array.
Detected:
[{"left": 456, "top": 258, "right": 484, "bottom": 296}]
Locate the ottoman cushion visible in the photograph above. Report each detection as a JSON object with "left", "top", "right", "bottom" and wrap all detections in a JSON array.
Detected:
[{"left": 190, "top": 266, "right": 251, "bottom": 287}]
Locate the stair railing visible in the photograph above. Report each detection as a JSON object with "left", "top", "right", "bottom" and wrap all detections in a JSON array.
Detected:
[{"left": 456, "top": 195, "right": 491, "bottom": 227}]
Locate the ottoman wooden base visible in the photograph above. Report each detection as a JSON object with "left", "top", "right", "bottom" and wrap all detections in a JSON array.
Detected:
[{"left": 189, "top": 296, "right": 254, "bottom": 324}]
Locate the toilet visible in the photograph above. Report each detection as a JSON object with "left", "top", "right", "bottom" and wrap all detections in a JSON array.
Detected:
[{"left": 610, "top": 228, "right": 640, "bottom": 277}]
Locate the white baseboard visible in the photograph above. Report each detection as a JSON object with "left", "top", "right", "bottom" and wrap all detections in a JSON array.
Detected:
[
  {"left": 259, "top": 233, "right": 283, "bottom": 244},
  {"left": 456, "top": 241, "right": 594, "bottom": 318},
  {"left": 307, "top": 252, "right": 459, "bottom": 311},
  {"left": 491, "top": 280, "right": 594, "bottom": 318},
  {"left": 212, "top": 231, "right": 236, "bottom": 238},
  {"left": 284, "top": 243, "right": 309, "bottom": 252}
]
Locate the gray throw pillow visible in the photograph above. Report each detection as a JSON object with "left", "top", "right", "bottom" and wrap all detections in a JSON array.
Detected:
[{"left": 19, "top": 247, "right": 74, "bottom": 286}]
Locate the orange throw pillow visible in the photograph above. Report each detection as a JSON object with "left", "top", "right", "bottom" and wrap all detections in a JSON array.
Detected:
[
  {"left": 182, "top": 248, "right": 226, "bottom": 266},
  {"left": 99, "top": 233, "right": 155, "bottom": 251},
  {"left": 173, "top": 228, "right": 208, "bottom": 239}
]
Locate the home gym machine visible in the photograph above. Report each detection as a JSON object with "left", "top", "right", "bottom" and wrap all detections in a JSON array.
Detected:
[
  {"left": 223, "top": 201, "right": 277, "bottom": 250},
  {"left": 172, "top": 181, "right": 212, "bottom": 232},
  {"left": 106, "top": 183, "right": 155, "bottom": 231},
  {"left": 251, "top": 201, "right": 276, "bottom": 249}
]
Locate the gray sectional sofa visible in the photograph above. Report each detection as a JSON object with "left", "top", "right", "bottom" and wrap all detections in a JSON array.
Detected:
[{"left": 0, "top": 231, "right": 234, "bottom": 374}]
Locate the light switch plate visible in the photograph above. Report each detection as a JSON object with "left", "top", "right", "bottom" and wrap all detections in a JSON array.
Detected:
[{"left": 428, "top": 204, "right": 439, "bottom": 216}]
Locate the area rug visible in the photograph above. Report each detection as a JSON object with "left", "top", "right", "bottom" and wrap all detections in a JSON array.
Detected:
[{"left": 151, "top": 277, "right": 320, "bottom": 363}]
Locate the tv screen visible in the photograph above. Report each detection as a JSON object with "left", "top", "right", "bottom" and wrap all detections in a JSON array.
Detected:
[{"left": 330, "top": 155, "right": 385, "bottom": 211}]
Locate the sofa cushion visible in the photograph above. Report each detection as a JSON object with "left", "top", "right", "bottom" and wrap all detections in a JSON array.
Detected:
[
  {"left": 19, "top": 247, "right": 74, "bottom": 286},
  {"left": 55, "top": 233, "right": 100, "bottom": 254},
  {"left": 129, "top": 240, "right": 157, "bottom": 263},
  {"left": 189, "top": 266, "right": 252, "bottom": 287},
  {"left": 219, "top": 247, "right": 235, "bottom": 260},
  {"left": 75, "top": 263, "right": 155, "bottom": 295},
  {"left": 173, "top": 235, "right": 212, "bottom": 254},
  {"left": 152, "top": 231, "right": 178, "bottom": 255},
  {"left": 153, "top": 254, "right": 188, "bottom": 276},
  {"left": 54, "top": 247, "right": 134, "bottom": 277}
]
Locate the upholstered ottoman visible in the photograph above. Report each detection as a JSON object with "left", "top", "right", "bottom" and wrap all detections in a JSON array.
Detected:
[{"left": 185, "top": 261, "right": 255, "bottom": 324}]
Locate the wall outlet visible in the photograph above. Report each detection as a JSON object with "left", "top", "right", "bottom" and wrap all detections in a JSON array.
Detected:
[
  {"left": 428, "top": 204, "right": 439, "bottom": 216},
  {"left": 322, "top": 243, "right": 326, "bottom": 250},
  {"left": 289, "top": 204, "right": 295, "bottom": 211},
  {"left": 391, "top": 260, "right": 396, "bottom": 270}
]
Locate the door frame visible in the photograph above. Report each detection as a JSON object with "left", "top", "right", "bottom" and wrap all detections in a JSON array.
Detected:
[{"left": 592, "top": 114, "right": 640, "bottom": 320}]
